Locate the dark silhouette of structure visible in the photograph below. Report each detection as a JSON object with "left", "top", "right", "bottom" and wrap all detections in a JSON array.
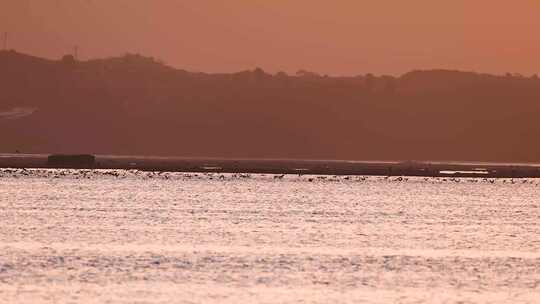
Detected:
[{"left": 47, "top": 154, "right": 96, "bottom": 168}]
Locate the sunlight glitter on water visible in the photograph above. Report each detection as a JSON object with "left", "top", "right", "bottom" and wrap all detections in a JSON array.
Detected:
[{"left": 0, "top": 169, "right": 539, "bottom": 303}]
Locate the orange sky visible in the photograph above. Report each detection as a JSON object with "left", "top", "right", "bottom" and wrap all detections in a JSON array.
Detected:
[{"left": 2, "top": 0, "right": 540, "bottom": 76}]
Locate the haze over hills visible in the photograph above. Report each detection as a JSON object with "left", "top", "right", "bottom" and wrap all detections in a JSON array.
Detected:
[{"left": 1, "top": 50, "right": 540, "bottom": 162}]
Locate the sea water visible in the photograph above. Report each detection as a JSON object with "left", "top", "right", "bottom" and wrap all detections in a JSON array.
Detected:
[{"left": 0, "top": 169, "right": 539, "bottom": 303}]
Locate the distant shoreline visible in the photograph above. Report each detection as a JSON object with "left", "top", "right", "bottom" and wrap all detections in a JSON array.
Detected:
[{"left": 1, "top": 154, "right": 540, "bottom": 178}]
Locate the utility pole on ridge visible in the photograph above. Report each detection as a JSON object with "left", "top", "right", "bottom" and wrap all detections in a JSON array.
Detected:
[{"left": 3, "top": 32, "right": 7, "bottom": 50}]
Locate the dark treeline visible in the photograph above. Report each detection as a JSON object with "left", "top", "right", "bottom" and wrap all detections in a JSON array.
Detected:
[{"left": 1, "top": 50, "right": 540, "bottom": 162}]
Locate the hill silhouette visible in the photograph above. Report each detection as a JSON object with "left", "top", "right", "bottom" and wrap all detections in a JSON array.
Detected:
[{"left": 1, "top": 50, "right": 540, "bottom": 162}]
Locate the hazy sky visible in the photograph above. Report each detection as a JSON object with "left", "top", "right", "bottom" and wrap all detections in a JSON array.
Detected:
[{"left": 2, "top": 0, "right": 540, "bottom": 76}]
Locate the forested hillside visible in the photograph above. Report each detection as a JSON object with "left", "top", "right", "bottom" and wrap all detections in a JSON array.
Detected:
[{"left": 2, "top": 50, "right": 540, "bottom": 162}]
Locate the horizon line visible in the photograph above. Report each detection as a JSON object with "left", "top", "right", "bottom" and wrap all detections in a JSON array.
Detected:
[{"left": 2, "top": 49, "right": 539, "bottom": 79}]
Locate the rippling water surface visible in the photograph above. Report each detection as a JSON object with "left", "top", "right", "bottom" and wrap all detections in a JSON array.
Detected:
[{"left": 0, "top": 169, "right": 539, "bottom": 303}]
